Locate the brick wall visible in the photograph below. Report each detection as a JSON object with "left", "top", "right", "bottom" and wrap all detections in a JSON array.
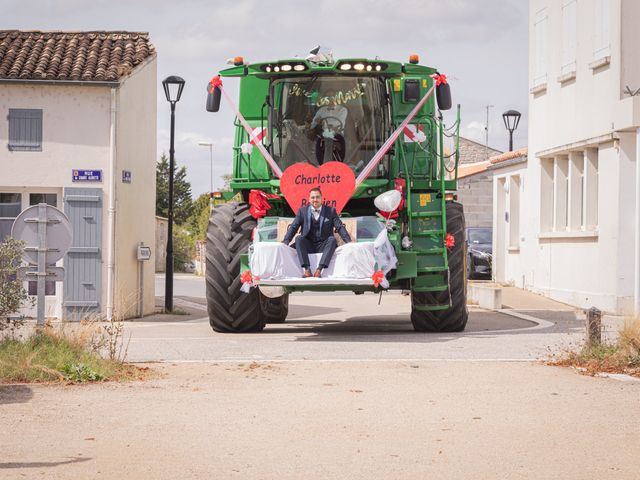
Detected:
[{"left": 457, "top": 172, "right": 493, "bottom": 228}]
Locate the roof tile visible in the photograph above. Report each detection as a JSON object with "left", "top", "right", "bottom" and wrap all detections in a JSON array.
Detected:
[{"left": 0, "top": 30, "right": 155, "bottom": 82}]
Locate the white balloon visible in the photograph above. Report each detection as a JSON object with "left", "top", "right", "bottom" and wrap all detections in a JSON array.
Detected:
[{"left": 374, "top": 190, "right": 402, "bottom": 212}]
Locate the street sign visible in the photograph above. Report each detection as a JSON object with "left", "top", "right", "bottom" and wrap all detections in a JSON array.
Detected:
[
  {"left": 11, "top": 204, "right": 73, "bottom": 326},
  {"left": 137, "top": 245, "right": 151, "bottom": 261},
  {"left": 11, "top": 205, "right": 73, "bottom": 265},
  {"left": 122, "top": 170, "right": 132, "bottom": 183},
  {"left": 72, "top": 169, "right": 102, "bottom": 182}
]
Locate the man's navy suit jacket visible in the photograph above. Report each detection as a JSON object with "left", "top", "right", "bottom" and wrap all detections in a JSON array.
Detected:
[{"left": 282, "top": 204, "right": 351, "bottom": 245}]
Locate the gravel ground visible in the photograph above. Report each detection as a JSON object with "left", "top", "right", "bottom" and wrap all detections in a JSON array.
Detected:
[{"left": 2, "top": 361, "right": 640, "bottom": 479}]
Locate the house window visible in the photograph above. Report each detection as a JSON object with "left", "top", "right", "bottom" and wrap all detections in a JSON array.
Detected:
[
  {"left": 540, "top": 150, "right": 599, "bottom": 233},
  {"left": 561, "top": 0, "right": 577, "bottom": 75},
  {"left": 533, "top": 8, "right": 548, "bottom": 87},
  {"left": 594, "top": 0, "right": 611, "bottom": 59},
  {"left": 0, "top": 193, "right": 22, "bottom": 241},
  {"left": 8, "top": 108, "right": 42, "bottom": 151},
  {"left": 29, "top": 193, "right": 57, "bottom": 208}
]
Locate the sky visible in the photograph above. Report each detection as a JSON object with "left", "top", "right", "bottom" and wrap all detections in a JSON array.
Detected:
[{"left": 4, "top": 0, "right": 529, "bottom": 196}]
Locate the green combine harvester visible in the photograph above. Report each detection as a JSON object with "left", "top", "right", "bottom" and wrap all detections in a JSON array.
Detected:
[{"left": 205, "top": 48, "right": 467, "bottom": 333}]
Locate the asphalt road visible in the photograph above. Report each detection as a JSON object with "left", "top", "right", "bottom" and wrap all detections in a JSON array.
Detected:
[{"left": 142, "top": 274, "right": 585, "bottom": 364}]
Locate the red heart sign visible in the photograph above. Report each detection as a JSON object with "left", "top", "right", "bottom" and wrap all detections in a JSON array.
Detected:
[{"left": 280, "top": 161, "right": 356, "bottom": 214}]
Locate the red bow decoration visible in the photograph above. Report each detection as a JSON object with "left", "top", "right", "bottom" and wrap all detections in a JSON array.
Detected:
[
  {"left": 248, "top": 189, "right": 279, "bottom": 219},
  {"left": 240, "top": 270, "right": 253, "bottom": 284},
  {"left": 445, "top": 233, "right": 455, "bottom": 249},
  {"left": 208, "top": 75, "right": 223, "bottom": 93},
  {"left": 430, "top": 73, "right": 448, "bottom": 86},
  {"left": 372, "top": 270, "right": 385, "bottom": 288}
]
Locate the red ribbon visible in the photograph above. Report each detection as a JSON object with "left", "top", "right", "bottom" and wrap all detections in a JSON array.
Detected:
[
  {"left": 430, "top": 73, "right": 447, "bottom": 86},
  {"left": 445, "top": 233, "right": 455, "bottom": 249},
  {"left": 208, "top": 75, "right": 223, "bottom": 93},
  {"left": 248, "top": 189, "right": 279, "bottom": 219},
  {"left": 240, "top": 270, "right": 253, "bottom": 284},
  {"left": 372, "top": 270, "right": 385, "bottom": 288}
]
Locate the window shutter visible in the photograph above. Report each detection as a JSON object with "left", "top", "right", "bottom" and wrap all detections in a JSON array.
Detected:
[
  {"left": 8, "top": 109, "right": 42, "bottom": 151},
  {"left": 594, "top": 0, "right": 611, "bottom": 59}
]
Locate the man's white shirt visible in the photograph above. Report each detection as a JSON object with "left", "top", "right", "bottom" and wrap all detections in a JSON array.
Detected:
[{"left": 311, "top": 206, "right": 322, "bottom": 221}]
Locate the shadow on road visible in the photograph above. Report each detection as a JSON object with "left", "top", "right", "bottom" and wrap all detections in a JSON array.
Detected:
[
  {"left": 263, "top": 310, "right": 584, "bottom": 342},
  {"left": 0, "top": 457, "right": 91, "bottom": 469},
  {"left": 0, "top": 385, "right": 33, "bottom": 405}
]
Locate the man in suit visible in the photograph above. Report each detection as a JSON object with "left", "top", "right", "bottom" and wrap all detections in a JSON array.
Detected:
[{"left": 282, "top": 187, "right": 351, "bottom": 278}]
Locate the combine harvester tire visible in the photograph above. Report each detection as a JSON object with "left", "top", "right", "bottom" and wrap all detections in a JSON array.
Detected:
[
  {"left": 205, "top": 202, "right": 265, "bottom": 333},
  {"left": 411, "top": 201, "right": 469, "bottom": 332}
]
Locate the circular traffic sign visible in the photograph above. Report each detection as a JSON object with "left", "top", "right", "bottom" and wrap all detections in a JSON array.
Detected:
[{"left": 11, "top": 205, "right": 73, "bottom": 265}]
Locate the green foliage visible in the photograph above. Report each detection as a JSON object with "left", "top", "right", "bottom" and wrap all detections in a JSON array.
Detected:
[
  {"left": 188, "top": 193, "right": 211, "bottom": 242},
  {"left": 0, "top": 237, "right": 32, "bottom": 320},
  {"left": 0, "top": 332, "right": 114, "bottom": 383},
  {"left": 62, "top": 362, "right": 104, "bottom": 382},
  {"left": 221, "top": 173, "right": 233, "bottom": 191},
  {"left": 173, "top": 227, "right": 195, "bottom": 271},
  {"left": 156, "top": 153, "right": 193, "bottom": 225}
]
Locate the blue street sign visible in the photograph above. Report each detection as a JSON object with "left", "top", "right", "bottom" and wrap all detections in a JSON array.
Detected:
[{"left": 72, "top": 169, "right": 102, "bottom": 182}]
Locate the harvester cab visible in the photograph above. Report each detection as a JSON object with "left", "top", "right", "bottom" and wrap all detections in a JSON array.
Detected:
[{"left": 205, "top": 49, "right": 467, "bottom": 334}]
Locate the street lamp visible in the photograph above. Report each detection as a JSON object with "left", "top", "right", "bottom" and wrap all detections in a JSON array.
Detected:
[
  {"left": 502, "top": 109, "right": 521, "bottom": 152},
  {"left": 162, "top": 75, "right": 185, "bottom": 312},
  {"left": 198, "top": 141, "right": 214, "bottom": 210}
]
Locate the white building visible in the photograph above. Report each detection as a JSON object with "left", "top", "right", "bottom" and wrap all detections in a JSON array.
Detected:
[
  {"left": 494, "top": 1, "right": 640, "bottom": 314},
  {"left": 0, "top": 30, "right": 157, "bottom": 320}
]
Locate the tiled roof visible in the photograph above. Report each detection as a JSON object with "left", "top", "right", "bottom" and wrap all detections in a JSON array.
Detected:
[
  {"left": 457, "top": 147, "right": 528, "bottom": 179},
  {"left": 490, "top": 147, "right": 528, "bottom": 164},
  {"left": 0, "top": 30, "right": 155, "bottom": 82}
]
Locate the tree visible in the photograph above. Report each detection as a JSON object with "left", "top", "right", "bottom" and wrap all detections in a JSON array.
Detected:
[
  {"left": 188, "top": 193, "right": 211, "bottom": 242},
  {"left": 221, "top": 173, "right": 233, "bottom": 191},
  {"left": 156, "top": 153, "right": 193, "bottom": 226},
  {"left": 0, "top": 237, "right": 32, "bottom": 329}
]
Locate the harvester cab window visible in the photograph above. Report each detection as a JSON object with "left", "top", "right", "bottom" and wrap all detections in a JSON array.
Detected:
[{"left": 270, "top": 76, "right": 389, "bottom": 177}]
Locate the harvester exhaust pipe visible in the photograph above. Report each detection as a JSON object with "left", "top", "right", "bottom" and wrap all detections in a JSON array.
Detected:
[{"left": 206, "top": 85, "right": 221, "bottom": 112}]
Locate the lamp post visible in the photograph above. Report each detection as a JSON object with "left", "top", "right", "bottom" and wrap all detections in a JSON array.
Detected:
[
  {"left": 162, "top": 75, "right": 185, "bottom": 312},
  {"left": 502, "top": 109, "right": 521, "bottom": 152},
  {"left": 198, "top": 141, "right": 214, "bottom": 211}
]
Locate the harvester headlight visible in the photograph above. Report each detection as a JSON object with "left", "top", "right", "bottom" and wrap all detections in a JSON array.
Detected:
[
  {"left": 340, "top": 63, "right": 352, "bottom": 70},
  {"left": 281, "top": 64, "right": 292, "bottom": 71},
  {"left": 274, "top": 66, "right": 280, "bottom": 72},
  {"left": 265, "top": 66, "right": 272, "bottom": 72},
  {"left": 294, "top": 64, "right": 306, "bottom": 71},
  {"left": 354, "top": 63, "right": 365, "bottom": 71},
  {"left": 375, "top": 65, "right": 382, "bottom": 71},
  {"left": 366, "top": 65, "right": 373, "bottom": 71}
]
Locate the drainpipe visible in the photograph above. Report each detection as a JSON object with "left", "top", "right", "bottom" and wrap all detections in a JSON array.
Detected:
[
  {"left": 635, "top": 128, "right": 640, "bottom": 316},
  {"left": 106, "top": 88, "right": 117, "bottom": 320}
]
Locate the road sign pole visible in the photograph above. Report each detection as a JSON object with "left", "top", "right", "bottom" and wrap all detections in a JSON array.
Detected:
[{"left": 36, "top": 203, "right": 47, "bottom": 327}]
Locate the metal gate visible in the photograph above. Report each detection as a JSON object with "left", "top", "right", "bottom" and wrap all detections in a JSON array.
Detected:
[{"left": 63, "top": 187, "right": 103, "bottom": 319}]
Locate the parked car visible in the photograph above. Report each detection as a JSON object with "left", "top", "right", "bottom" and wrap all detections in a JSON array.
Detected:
[
  {"left": 182, "top": 260, "right": 196, "bottom": 274},
  {"left": 466, "top": 227, "right": 492, "bottom": 279}
]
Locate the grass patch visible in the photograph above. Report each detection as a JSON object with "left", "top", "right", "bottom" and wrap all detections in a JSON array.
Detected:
[
  {"left": 550, "top": 317, "right": 640, "bottom": 378},
  {"left": 0, "top": 326, "right": 151, "bottom": 384}
]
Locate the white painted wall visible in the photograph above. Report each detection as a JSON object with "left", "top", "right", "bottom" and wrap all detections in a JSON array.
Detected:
[
  {"left": 514, "top": 0, "right": 640, "bottom": 314},
  {"left": 0, "top": 56, "right": 158, "bottom": 320},
  {"left": 0, "top": 84, "right": 112, "bottom": 318},
  {"left": 114, "top": 58, "right": 157, "bottom": 318}
]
